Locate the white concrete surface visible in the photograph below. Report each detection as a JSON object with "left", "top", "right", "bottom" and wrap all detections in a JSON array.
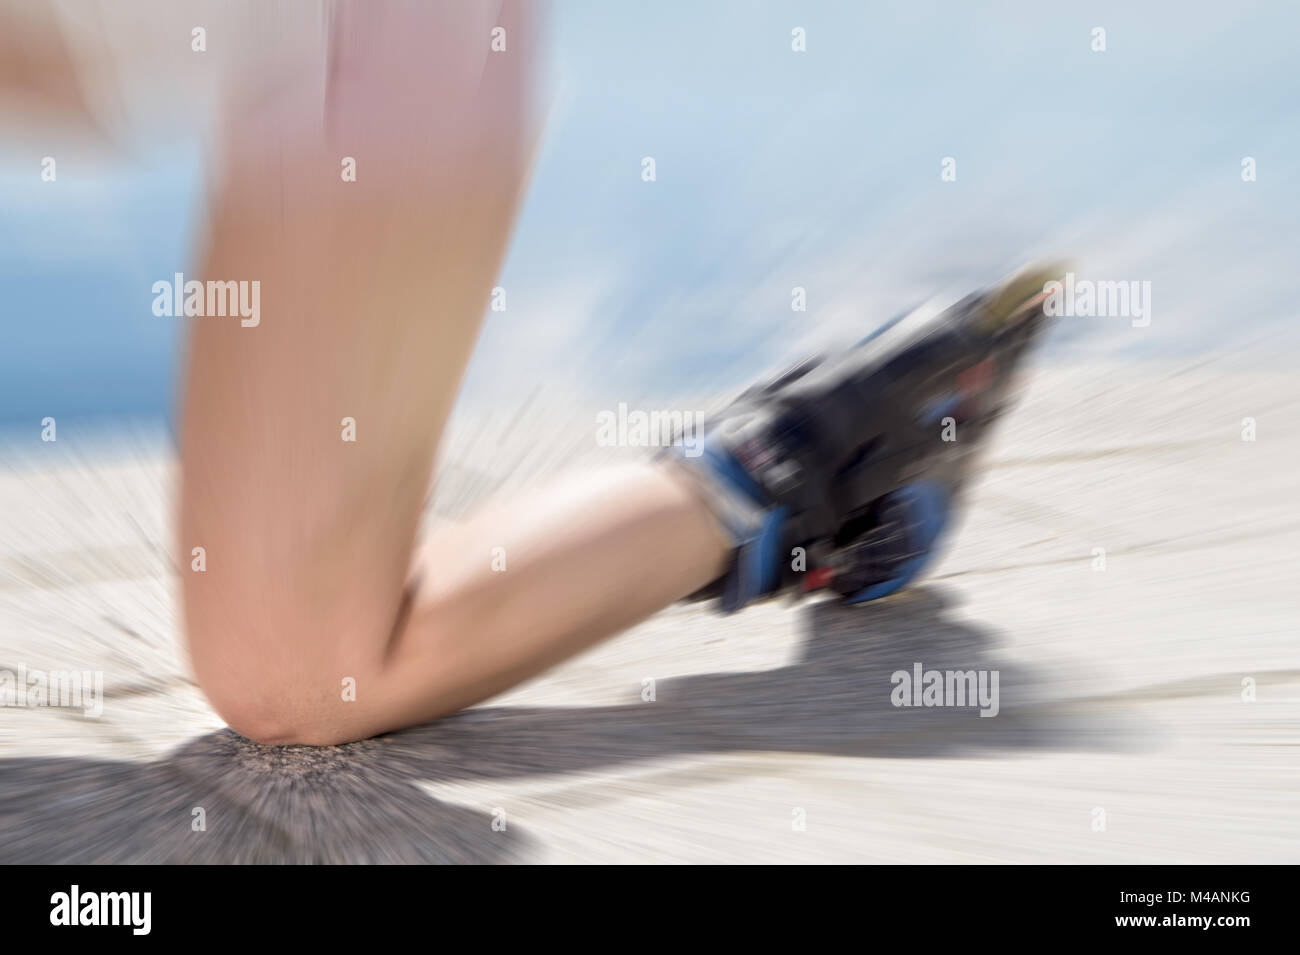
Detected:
[{"left": 1, "top": 360, "right": 1297, "bottom": 862}]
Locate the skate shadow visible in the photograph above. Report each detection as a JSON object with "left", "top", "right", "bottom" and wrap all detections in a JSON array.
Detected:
[{"left": 0, "top": 588, "right": 1127, "bottom": 863}]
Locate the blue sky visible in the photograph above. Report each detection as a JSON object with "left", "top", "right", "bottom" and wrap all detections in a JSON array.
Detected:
[{"left": 2, "top": 0, "right": 1298, "bottom": 427}]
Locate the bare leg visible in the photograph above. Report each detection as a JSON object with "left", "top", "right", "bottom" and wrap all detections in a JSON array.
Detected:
[
  {"left": 179, "top": 2, "right": 729, "bottom": 745},
  {"left": 375, "top": 465, "right": 729, "bottom": 742}
]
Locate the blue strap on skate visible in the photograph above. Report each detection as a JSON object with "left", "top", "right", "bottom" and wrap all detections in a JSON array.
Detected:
[
  {"left": 721, "top": 505, "right": 787, "bottom": 613},
  {"left": 844, "top": 479, "right": 951, "bottom": 604},
  {"left": 669, "top": 439, "right": 789, "bottom": 613}
]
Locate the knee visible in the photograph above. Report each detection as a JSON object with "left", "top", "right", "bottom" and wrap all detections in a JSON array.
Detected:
[
  {"left": 188, "top": 630, "right": 370, "bottom": 747},
  {"left": 195, "top": 667, "right": 317, "bottom": 745},
  {"left": 211, "top": 689, "right": 322, "bottom": 746}
]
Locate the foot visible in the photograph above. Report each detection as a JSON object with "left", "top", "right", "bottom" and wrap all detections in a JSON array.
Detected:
[{"left": 664, "top": 263, "right": 1063, "bottom": 611}]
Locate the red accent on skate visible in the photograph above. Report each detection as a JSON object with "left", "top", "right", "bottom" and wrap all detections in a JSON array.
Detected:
[
  {"left": 957, "top": 358, "right": 994, "bottom": 396},
  {"left": 956, "top": 358, "right": 995, "bottom": 417},
  {"left": 803, "top": 567, "right": 833, "bottom": 591}
]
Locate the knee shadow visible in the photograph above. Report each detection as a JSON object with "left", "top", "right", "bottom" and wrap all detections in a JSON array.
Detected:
[{"left": 0, "top": 587, "right": 1128, "bottom": 862}]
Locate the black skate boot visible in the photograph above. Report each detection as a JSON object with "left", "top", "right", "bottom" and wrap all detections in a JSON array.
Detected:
[{"left": 662, "top": 263, "right": 1062, "bottom": 611}]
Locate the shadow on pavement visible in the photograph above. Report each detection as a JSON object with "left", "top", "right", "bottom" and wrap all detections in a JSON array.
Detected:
[{"left": 0, "top": 588, "right": 1130, "bottom": 862}]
